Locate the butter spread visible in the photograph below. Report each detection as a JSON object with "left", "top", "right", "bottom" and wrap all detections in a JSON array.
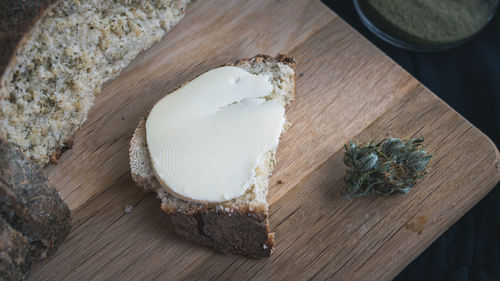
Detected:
[{"left": 146, "top": 66, "right": 285, "bottom": 203}]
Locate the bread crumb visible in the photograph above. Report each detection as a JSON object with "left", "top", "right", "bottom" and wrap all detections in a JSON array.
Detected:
[{"left": 124, "top": 205, "right": 133, "bottom": 213}]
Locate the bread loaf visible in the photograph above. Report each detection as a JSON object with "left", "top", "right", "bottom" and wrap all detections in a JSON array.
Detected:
[
  {"left": 129, "top": 55, "right": 296, "bottom": 258},
  {"left": 0, "top": 138, "right": 71, "bottom": 260},
  {"left": 0, "top": 137, "right": 72, "bottom": 279},
  {"left": 0, "top": 217, "right": 32, "bottom": 281},
  {"left": 0, "top": 0, "right": 190, "bottom": 165}
]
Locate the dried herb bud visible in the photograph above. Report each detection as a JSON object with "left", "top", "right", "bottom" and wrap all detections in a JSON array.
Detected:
[{"left": 342, "top": 137, "right": 432, "bottom": 199}]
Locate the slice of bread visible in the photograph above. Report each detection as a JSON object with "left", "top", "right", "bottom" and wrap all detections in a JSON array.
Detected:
[
  {"left": 0, "top": 0, "right": 190, "bottom": 165},
  {"left": 129, "top": 54, "right": 296, "bottom": 258}
]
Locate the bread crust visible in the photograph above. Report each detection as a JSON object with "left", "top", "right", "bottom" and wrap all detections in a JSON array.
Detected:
[
  {"left": 130, "top": 118, "right": 160, "bottom": 192},
  {"left": 0, "top": 138, "right": 71, "bottom": 260},
  {"left": 170, "top": 209, "right": 274, "bottom": 258},
  {"left": 229, "top": 54, "right": 297, "bottom": 104},
  {"left": 49, "top": 136, "right": 74, "bottom": 164},
  {"left": 129, "top": 54, "right": 295, "bottom": 258},
  {"left": 230, "top": 53, "right": 297, "bottom": 70},
  {"left": 0, "top": 217, "right": 33, "bottom": 281}
]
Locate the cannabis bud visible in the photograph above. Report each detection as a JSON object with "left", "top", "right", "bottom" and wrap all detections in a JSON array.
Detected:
[{"left": 342, "top": 137, "right": 432, "bottom": 198}]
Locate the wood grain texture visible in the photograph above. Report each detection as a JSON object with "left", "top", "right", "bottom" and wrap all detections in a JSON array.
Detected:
[
  {"left": 181, "top": 85, "right": 500, "bottom": 281},
  {"left": 29, "top": 0, "right": 500, "bottom": 280}
]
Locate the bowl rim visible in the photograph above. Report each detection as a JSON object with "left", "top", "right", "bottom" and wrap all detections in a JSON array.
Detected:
[{"left": 352, "top": 0, "right": 499, "bottom": 52}]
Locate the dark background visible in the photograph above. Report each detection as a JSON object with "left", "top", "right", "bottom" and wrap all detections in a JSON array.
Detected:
[{"left": 322, "top": 1, "right": 500, "bottom": 281}]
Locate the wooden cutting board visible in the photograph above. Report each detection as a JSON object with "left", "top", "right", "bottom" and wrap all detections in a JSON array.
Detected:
[{"left": 30, "top": 0, "right": 500, "bottom": 280}]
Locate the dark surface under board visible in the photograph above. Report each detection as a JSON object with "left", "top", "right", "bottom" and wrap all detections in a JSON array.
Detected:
[{"left": 322, "top": 1, "right": 500, "bottom": 280}]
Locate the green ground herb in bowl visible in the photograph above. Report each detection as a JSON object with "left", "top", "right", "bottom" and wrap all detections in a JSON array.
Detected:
[{"left": 355, "top": 0, "right": 498, "bottom": 50}]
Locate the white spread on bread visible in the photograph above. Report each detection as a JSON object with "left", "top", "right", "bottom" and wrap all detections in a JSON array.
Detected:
[{"left": 146, "top": 66, "right": 285, "bottom": 203}]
